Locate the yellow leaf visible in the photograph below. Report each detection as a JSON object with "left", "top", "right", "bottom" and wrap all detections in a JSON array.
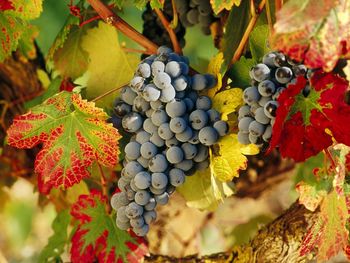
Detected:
[
  {"left": 66, "top": 180, "right": 89, "bottom": 204},
  {"left": 207, "top": 52, "right": 224, "bottom": 98},
  {"left": 211, "top": 134, "right": 259, "bottom": 182},
  {"left": 81, "top": 22, "right": 139, "bottom": 106},
  {"left": 212, "top": 88, "right": 243, "bottom": 120},
  {"left": 177, "top": 168, "right": 233, "bottom": 211}
]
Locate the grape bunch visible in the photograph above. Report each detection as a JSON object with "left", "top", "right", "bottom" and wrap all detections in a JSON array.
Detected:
[
  {"left": 237, "top": 51, "right": 312, "bottom": 148},
  {"left": 174, "top": 0, "right": 220, "bottom": 35},
  {"left": 142, "top": 1, "right": 186, "bottom": 49},
  {"left": 110, "top": 46, "right": 229, "bottom": 236}
]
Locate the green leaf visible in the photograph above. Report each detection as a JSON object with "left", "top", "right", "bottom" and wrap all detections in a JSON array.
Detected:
[
  {"left": 18, "top": 24, "right": 38, "bottom": 59},
  {"left": 221, "top": 0, "right": 250, "bottom": 71},
  {"left": 38, "top": 210, "right": 71, "bottom": 263},
  {"left": 110, "top": 0, "right": 127, "bottom": 9},
  {"left": 53, "top": 27, "right": 89, "bottom": 80},
  {"left": 227, "top": 57, "right": 256, "bottom": 88},
  {"left": 211, "top": 0, "right": 242, "bottom": 14},
  {"left": 11, "top": 0, "right": 43, "bottom": 20},
  {"left": 81, "top": 22, "right": 139, "bottom": 106},
  {"left": 150, "top": 0, "right": 164, "bottom": 9},
  {"left": 249, "top": 25, "right": 270, "bottom": 62}
]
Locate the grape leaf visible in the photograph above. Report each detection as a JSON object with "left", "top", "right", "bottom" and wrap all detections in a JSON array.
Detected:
[
  {"left": 81, "top": 22, "right": 139, "bottom": 106},
  {"left": 18, "top": 24, "right": 38, "bottom": 59},
  {"left": 10, "top": 0, "right": 43, "bottom": 20},
  {"left": 70, "top": 190, "right": 147, "bottom": 263},
  {"left": 0, "top": 0, "right": 14, "bottom": 11},
  {"left": 210, "top": 0, "right": 241, "bottom": 14},
  {"left": 38, "top": 209, "right": 71, "bottom": 263},
  {"left": 227, "top": 57, "right": 256, "bottom": 88},
  {"left": 296, "top": 181, "right": 328, "bottom": 212},
  {"left": 207, "top": 52, "right": 225, "bottom": 98},
  {"left": 53, "top": 27, "right": 89, "bottom": 80},
  {"left": 177, "top": 168, "right": 234, "bottom": 211},
  {"left": 249, "top": 25, "right": 270, "bottom": 62},
  {"left": 268, "top": 72, "right": 350, "bottom": 162},
  {"left": 212, "top": 88, "right": 243, "bottom": 120},
  {"left": 272, "top": 0, "right": 350, "bottom": 71},
  {"left": 6, "top": 91, "right": 121, "bottom": 194},
  {"left": 211, "top": 134, "right": 259, "bottom": 182},
  {"left": 300, "top": 190, "right": 349, "bottom": 261}
]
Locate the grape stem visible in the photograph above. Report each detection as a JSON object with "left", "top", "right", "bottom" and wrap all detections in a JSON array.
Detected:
[
  {"left": 91, "top": 82, "right": 129, "bottom": 102},
  {"left": 86, "top": 0, "right": 158, "bottom": 54},
  {"left": 229, "top": 0, "right": 266, "bottom": 66},
  {"left": 154, "top": 8, "right": 183, "bottom": 54}
]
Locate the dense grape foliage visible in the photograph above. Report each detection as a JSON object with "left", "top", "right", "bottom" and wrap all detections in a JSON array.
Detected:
[
  {"left": 237, "top": 51, "right": 312, "bottom": 148},
  {"left": 110, "top": 46, "right": 228, "bottom": 236},
  {"left": 142, "top": 1, "right": 186, "bottom": 49},
  {"left": 174, "top": 0, "right": 221, "bottom": 35}
]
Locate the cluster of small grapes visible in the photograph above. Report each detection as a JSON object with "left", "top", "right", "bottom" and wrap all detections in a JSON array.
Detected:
[
  {"left": 142, "top": 1, "right": 186, "bottom": 49},
  {"left": 174, "top": 0, "right": 220, "bottom": 35},
  {"left": 110, "top": 46, "right": 229, "bottom": 236},
  {"left": 237, "top": 51, "right": 311, "bottom": 148}
]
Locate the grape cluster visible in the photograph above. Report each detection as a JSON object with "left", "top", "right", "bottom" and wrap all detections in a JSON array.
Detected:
[
  {"left": 174, "top": 0, "right": 220, "bottom": 35},
  {"left": 142, "top": 1, "right": 186, "bottom": 49},
  {"left": 237, "top": 51, "right": 311, "bottom": 148},
  {"left": 110, "top": 46, "right": 229, "bottom": 236}
]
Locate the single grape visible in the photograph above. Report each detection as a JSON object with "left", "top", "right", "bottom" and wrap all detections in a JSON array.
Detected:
[
  {"left": 117, "top": 206, "right": 129, "bottom": 222},
  {"left": 154, "top": 72, "right": 172, "bottom": 89},
  {"left": 192, "top": 74, "right": 207, "bottom": 91},
  {"left": 196, "top": 96, "right": 212, "bottom": 111},
  {"left": 275, "top": 67, "right": 293, "bottom": 84},
  {"left": 155, "top": 192, "right": 170, "bottom": 205},
  {"left": 264, "top": 101, "right": 279, "bottom": 118},
  {"left": 262, "top": 52, "right": 277, "bottom": 67},
  {"left": 166, "top": 146, "right": 184, "bottom": 164},
  {"left": 151, "top": 109, "right": 169, "bottom": 126},
  {"left": 189, "top": 109, "right": 208, "bottom": 130},
  {"left": 183, "top": 98, "right": 194, "bottom": 112},
  {"left": 250, "top": 64, "right": 270, "bottom": 82},
  {"left": 248, "top": 133, "right": 263, "bottom": 144},
  {"left": 116, "top": 219, "right": 130, "bottom": 230},
  {"left": 238, "top": 105, "right": 251, "bottom": 119},
  {"left": 130, "top": 216, "right": 145, "bottom": 228},
  {"left": 174, "top": 159, "right": 194, "bottom": 171},
  {"left": 175, "top": 126, "right": 193, "bottom": 142},
  {"left": 137, "top": 63, "right": 151, "bottom": 78},
  {"left": 125, "top": 186, "right": 136, "bottom": 201},
  {"left": 125, "top": 141, "right": 141, "bottom": 160},
  {"left": 166, "top": 136, "right": 179, "bottom": 147},
  {"left": 117, "top": 177, "right": 130, "bottom": 191},
  {"left": 140, "top": 141, "right": 158, "bottom": 159},
  {"left": 238, "top": 117, "right": 254, "bottom": 132},
  {"left": 169, "top": 168, "right": 185, "bottom": 186},
  {"left": 110, "top": 192, "right": 129, "bottom": 210},
  {"left": 243, "top": 86, "right": 261, "bottom": 105},
  {"left": 151, "top": 172, "right": 169, "bottom": 189},
  {"left": 193, "top": 145, "right": 208, "bottom": 162},
  {"left": 213, "top": 120, "right": 229, "bottom": 136},
  {"left": 159, "top": 85, "right": 176, "bottom": 103},
  {"left": 121, "top": 86, "right": 137, "bottom": 105},
  {"left": 114, "top": 101, "right": 131, "bottom": 118},
  {"left": 293, "top": 64, "right": 307, "bottom": 76},
  {"left": 199, "top": 126, "right": 219, "bottom": 146},
  {"left": 136, "top": 131, "right": 151, "bottom": 144},
  {"left": 187, "top": 8, "right": 199, "bottom": 24},
  {"left": 165, "top": 61, "right": 181, "bottom": 78},
  {"left": 133, "top": 96, "right": 150, "bottom": 113},
  {"left": 189, "top": 130, "right": 200, "bottom": 144},
  {"left": 133, "top": 224, "right": 149, "bottom": 237},
  {"left": 144, "top": 210, "right": 157, "bottom": 225},
  {"left": 187, "top": 90, "right": 198, "bottom": 102},
  {"left": 145, "top": 198, "right": 156, "bottom": 211},
  {"left": 206, "top": 109, "right": 221, "bottom": 123},
  {"left": 258, "top": 80, "right": 276, "bottom": 97},
  {"left": 135, "top": 190, "right": 151, "bottom": 206},
  {"left": 130, "top": 178, "right": 139, "bottom": 192},
  {"left": 258, "top": 96, "right": 272, "bottom": 107},
  {"left": 158, "top": 123, "right": 174, "bottom": 140},
  {"left": 150, "top": 100, "right": 164, "bottom": 110},
  {"left": 262, "top": 125, "right": 272, "bottom": 142},
  {"left": 130, "top": 76, "right": 145, "bottom": 92},
  {"left": 150, "top": 132, "right": 165, "bottom": 147},
  {"left": 179, "top": 62, "right": 189, "bottom": 75},
  {"left": 134, "top": 171, "right": 151, "bottom": 189},
  {"left": 204, "top": 74, "right": 216, "bottom": 89},
  {"left": 157, "top": 46, "right": 173, "bottom": 55},
  {"left": 137, "top": 156, "right": 149, "bottom": 169},
  {"left": 166, "top": 99, "right": 187, "bottom": 118},
  {"left": 124, "top": 161, "right": 143, "bottom": 178},
  {"left": 149, "top": 186, "right": 167, "bottom": 195},
  {"left": 237, "top": 131, "right": 250, "bottom": 144},
  {"left": 142, "top": 84, "right": 161, "bottom": 102},
  {"left": 173, "top": 75, "right": 188, "bottom": 91},
  {"left": 149, "top": 154, "right": 168, "bottom": 172},
  {"left": 254, "top": 107, "right": 270, "bottom": 125},
  {"left": 181, "top": 143, "right": 198, "bottom": 159},
  {"left": 151, "top": 60, "right": 165, "bottom": 76},
  {"left": 248, "top": 121, "right": 266, "bottom": 136},
  {"left": 169, "top": 117, "right": 187, "bottom": 133},
  {"left": 273, "top": 53, "right": 287, "bottom": 67},
  {"left": 125, "top": 202, "right": 144, "bottom": 219},
  {"left": 122, "top": 112, "right": 143, "bottom": 133}
]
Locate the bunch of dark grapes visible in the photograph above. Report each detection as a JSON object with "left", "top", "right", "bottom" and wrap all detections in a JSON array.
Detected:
[
  {"left": 110, "top": 46, "right": 229, "bottom": 236},
  {"left": 142, "top": 1, "right": 186, "bottom": 49},
  {"left": 174, "top": 0, "right": 220, "bottom": 35},
  {"left": 237, "top": 51, "right": 312, "bottom": 148}
]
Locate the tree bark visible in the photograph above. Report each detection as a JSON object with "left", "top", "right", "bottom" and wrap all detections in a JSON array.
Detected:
[{"left": 145, "top": 202, "right": 318, "bottom": 262}]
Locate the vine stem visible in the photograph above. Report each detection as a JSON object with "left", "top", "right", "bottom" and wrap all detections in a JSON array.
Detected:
[
  {"left": 265, "top": 0, "right": 274, "bottom": 34},
  {"left": 228, "top": 0, "right": 266, "bottom": 67},
  {"left": 154, "top": 8, "right": 182, "bottom": 54},
  {"left": 91, "top": 82, "right": 128, "bottom": 102},
  {"left": 86, "top": 0, "right": 158, "bottom": 54},
  {"left": 275, "top": 0, "right": 283, "bottom": 12}
]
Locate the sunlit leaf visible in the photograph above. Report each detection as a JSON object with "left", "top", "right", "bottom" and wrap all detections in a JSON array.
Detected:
[
  {"left": 212, "top": 88, "right": 243, "bottom": 120},
  {"left": 210, "top": 0, "right": 241, "bottom": 14},
  {"left": 207, "top": 52, "right": 224, "bottom": 98}
]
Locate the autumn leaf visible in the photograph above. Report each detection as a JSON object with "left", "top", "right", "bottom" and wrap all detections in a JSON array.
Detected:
[
  {"left": 70, "top": 190, "right": 148, "bottom": 263},
  {"left": 210, "top": 0, "right": 241, "bottom": 14},
  {"left": 207, "top": 52, "right": 224, "bottom": 97},
  {"left": 0, "top": 0, "right": 14, "bottom": 11},
  {"left": 300, "top": 190, "right": 349, "bottom": 261},
  {"left": 212, "top": 88, "right": 243, "bottom": 120},
  {"left": 268, "top": 72, "right": 350, "bottom": 162},
  {"left": 6, "top": 91, "right": 121, "bottom": 194},
  {"left": 272, "top": 0, "right": 350, "bottom": 71}
]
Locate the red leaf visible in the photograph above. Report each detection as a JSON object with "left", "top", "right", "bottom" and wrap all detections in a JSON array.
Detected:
[
  {"left": 6, "top": 92, "right": 120, "bottom": 194},
  {"left": 70, "top": 190, "right": 148, "bottom": 263},
  {"left": 268, "top": 72, "right": 350, "bottom": 162},
  {"left": 0, "top": 0, "right": 14, "bottom": 11},
  {"left": 272, "top": 0, "right": 350, "bottom": 71}
]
